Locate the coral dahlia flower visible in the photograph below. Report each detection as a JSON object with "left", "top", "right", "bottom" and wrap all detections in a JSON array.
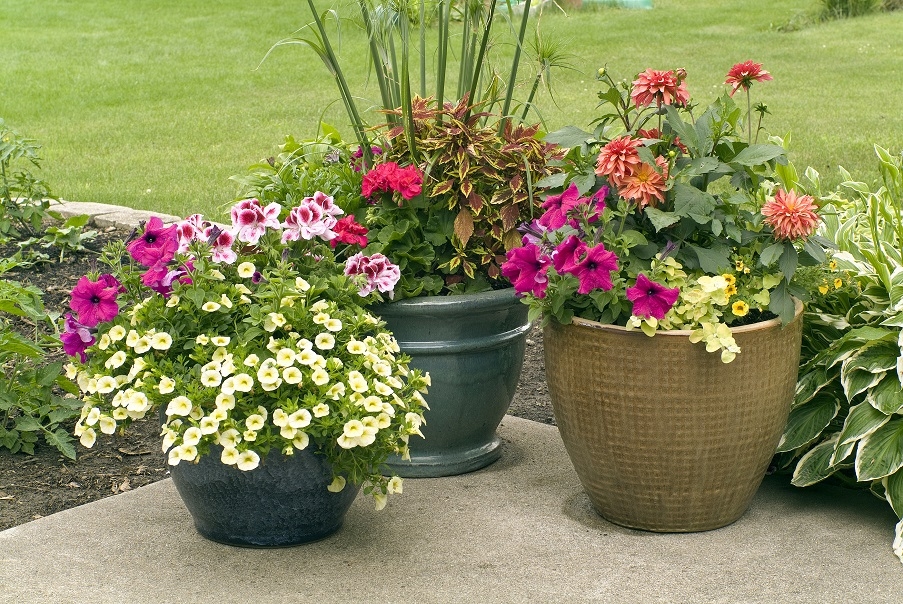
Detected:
[
  {"left": 595, "top": 136, "right": 643, "bottom": 185},
  {"left": 618, "top": 156, "right": 669, "bottom": 210},
  {"left": 725, "top": 61, "right": 773, "bottom": 96},
  {"left": 630, "top": 68, "right": 690, "bottom": 108},
  {"left": 762, "top": 189, "right": 820, "bottom": 241}
]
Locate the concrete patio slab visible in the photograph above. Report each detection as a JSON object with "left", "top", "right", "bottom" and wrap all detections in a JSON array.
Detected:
[{"left": 1, "top": 416, "right": 900, "bottom": 604}]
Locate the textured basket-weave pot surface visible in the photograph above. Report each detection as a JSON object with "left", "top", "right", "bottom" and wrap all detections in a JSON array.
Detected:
[
  {"left": 377, "top": 288, "right": 530, "bottom": 477},
  {"left": 544, "top": 300, "right": 803, "bottom": 532},
  {"left": 170, "top": 445, "right": 359, "bottom": 547}
]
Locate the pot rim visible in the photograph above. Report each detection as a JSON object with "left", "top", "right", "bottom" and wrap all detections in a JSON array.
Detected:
[
  {"left": 376, "top": 287, "right": 517, "bottom": 312},
  {"left": 567, "top": 297, "right": 803, "bottom": 337}
]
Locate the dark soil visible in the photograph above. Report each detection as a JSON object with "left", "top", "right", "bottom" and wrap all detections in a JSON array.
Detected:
[{"left": 0, "top": 227, "right": 553, "bottom": 531}]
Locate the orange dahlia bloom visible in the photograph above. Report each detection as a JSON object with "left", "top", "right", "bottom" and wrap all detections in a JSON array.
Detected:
[
  {"left": 594, "top": 136, "right": 642, "bottom": 185},
  {"left": 725, "top": 60, "right": 773, "bottom": 96},
  {"left": 618, "top": 156, "right": 669, "bottom": 210},
  {"left": 630, "top": 69, "right": 690, "bottom": 108},
  {"left": 762, "top": 189, "right": 820, "bottom": 241}
]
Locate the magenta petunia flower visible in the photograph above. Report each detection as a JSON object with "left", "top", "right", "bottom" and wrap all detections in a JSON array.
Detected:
[
  {"left": 586, "top": 185, "right": 611, "bottom": 224},
  {"left": 501, "top": 244, "right": 551, "bottom": 298},
  {"left": 539, "top": 183, "right": 582, "bottom": 230},
  {"left": 230, "top": 198, "right": 282, "bottom": 245},
  {"left": 126, "top": 216, "right": 179, "bottom": 267},
  {"left": 141, "top": 261, "right": 193, "bottom": 297},
  {"left": 626, "top": 273, "right": 680, "bottom": 319},
  {"left": 569, "top": 243, "right": 618, "bottom": 294},
  {"left": 344, "top": 252, "right": 401, "bottom": 297},
  {"left": 60, "top": 313, "right": 95, "bottom": 362},
  {"left": 69, "top": 276, "right": 120, "bottom": 327},
  {"left": 552, "top": 235, "right": 587, "bottom": 275}
]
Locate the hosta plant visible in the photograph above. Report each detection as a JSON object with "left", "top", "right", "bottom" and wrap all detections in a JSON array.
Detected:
[
  {"left": 774, "top": 145, "right": 903, "bottom": 564},
  {"left": 61, "top": 195, "right": 430, "bottom": 508},
  {"left": 503, "top": 63, "right": 829, "bottom": 361}
]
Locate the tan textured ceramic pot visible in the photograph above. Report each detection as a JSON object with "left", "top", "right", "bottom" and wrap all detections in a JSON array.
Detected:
[{"left": 544, "top": 299, "right": 803, "bottom": 532}]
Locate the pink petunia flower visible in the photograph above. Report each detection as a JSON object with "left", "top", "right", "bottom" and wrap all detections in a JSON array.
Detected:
[
  {"left": 539, "top": 183, "right": 582, "bottom": 230},
  {"left": 141, "top": 261, "right": 193, "bottom": 297},
  {"left": 626, "top": 273, "right": 680, "bottom": 320},
  {"left": 126, "top": 216, "right": 178, "bottom": 267},
  {"left": 501, "top": 244, "right": 551, "bottom": 298},
  {"left": 725, "top": 61, "right": 773, "bottom": 97},
  {"left": 60, "top": 313, "right": 95, "bottom": 362},
  {"left": 762, "top": 189, "right": 820, "bottom": 241},
  {"left": 630, "top": 68, "right": 690, "bottom": 108},
  {"left": 595, "top": 136, "right": 643, "bottom": 186},
  {"left": 552, "top": 235, "right": 587, "bottom": 275},
  {"left": 344, "top": 252, "right": 401, "bottom": 297},
  {"left": 569, "top": 243, "right": 618, "bottom": 294},
  {"left": 69, "top": 276, "right": 120, "bottom": 327},
  {"left": 230, "top": 198, "right": 282, "bottom": 245}
]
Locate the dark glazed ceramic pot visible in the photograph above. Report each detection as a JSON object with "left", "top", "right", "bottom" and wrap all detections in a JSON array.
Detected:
[
  {"left": 377, "top": 288, "right": 530, "bottom": 477},
  {"left": 169, "top": 445, "right": 359, "bottom": 547}
]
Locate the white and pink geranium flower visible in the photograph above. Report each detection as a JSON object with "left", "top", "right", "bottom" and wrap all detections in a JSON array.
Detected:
[
  {"left": 231, "top": 198, "right": 282, "bottom": 245},
  {"left": 344, "top": 252, "right": 401, "bottom": 297},
  {"left": 282, "top": 192, "right": 343, "bottom": 243}
]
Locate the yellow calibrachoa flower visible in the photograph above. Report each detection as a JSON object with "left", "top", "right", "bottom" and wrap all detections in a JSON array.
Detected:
[
  {"left": 834, "top": 278, "right": 843, "bottom": 289},
  {"left": 237, "top": 262, "right": 256, "bottom": 278},
  {"left": 202, "top": 301, "right": 221, "bottom": 312},
  {"left": 732, "top": 300, "right": 749, "bottom": 317}
]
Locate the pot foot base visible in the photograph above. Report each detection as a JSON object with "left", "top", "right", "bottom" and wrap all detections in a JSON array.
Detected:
[
  {"left": 386, "top": 436, "right": 503, "bottom": 478},
  {"left": 192, "top": 520, "right": 345, "bottom": 548}
]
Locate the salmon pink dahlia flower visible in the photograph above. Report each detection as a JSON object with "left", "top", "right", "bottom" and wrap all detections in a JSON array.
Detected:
[
  {"left": 725, "top": 61, "right": 773, "bottom": 96},
  {"left": 618, "top": 156, "right": 669, "bottom": 209},
  {"left": 762, "top": 189, "right": 820, "bottom": 241},
  {"left": 595, "top": 136, "right": 643, "bottom": 185},
  {"left": 630, "top": 68, "right": 689, "bottom": 108}
]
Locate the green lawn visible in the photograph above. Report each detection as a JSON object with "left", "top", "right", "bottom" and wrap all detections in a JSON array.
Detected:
[{"left": 1, "top": 0, "right": 901, "bottom": 220}]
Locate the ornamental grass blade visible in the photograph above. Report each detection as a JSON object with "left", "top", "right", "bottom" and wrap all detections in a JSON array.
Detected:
[
  {"left": 791, "top": 437, "right": 841, "bottom": 487},
  {"left": 855, "top": 417, "right": 903, "bottom": 481},
  {"left": 776, "top": 394, "right": 841, "bottom": 453}
]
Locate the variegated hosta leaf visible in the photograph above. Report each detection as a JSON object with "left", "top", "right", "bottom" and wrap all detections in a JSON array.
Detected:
[
  {"left": 824, "top": 327, "right": 894, "bottom": 368},
  {"left": 830, "top": 438, "right": 857, "bottom": 467},
  {"left": 885, "top": 469, "right": 903, "bottom": 519},
  {"left": 846, "top": 342, "right": 900, "bottom": 373},
  {"left": 894, "top": 518, "right": 903, "bottom": 566},
  {"left": 794, "top": 366, "right": 829, "bottom": 409},
  {"left": 837, "top": 401, "right": 891, "bottom": 446},
  {"left": 855, "top": 417, "right": 903, "bottom": 481},
  {"left": 792, "top": 436, "right": 841, "bottom": 487},
  {"left": 841, "top": 366, "right": 884, "bottom": 400},
  {"left": 867, "top": 374, "right": 903, "bottom": 415},
  {"left": 777, "top": 394, "right": 841, "bottom": 453}
]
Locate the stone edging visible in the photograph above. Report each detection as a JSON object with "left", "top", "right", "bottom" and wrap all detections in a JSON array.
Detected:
[{"left": 51, "top": 199, "right": 183, "bottom": 230}]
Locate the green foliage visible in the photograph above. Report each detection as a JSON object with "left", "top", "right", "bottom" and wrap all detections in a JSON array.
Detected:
[
  {"left": 231, "top": 131, "right": 365, "bottom": 216},
  {"left": 0, "top": 274, "right": 80, "bottom": 459},
  {"left": 776, "top": 145, "right": 903, "bottom": 563},
  {"left": 0, "top": 118, "right": 56, "bottom": 243},
  {"left": 819, "top": 0, "right": 881, "bottom": 19}
]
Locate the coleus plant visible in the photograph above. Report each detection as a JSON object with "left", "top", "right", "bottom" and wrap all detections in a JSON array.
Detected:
[{"left": 361, "top": 96, "right": 564, "bottom": 298}]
